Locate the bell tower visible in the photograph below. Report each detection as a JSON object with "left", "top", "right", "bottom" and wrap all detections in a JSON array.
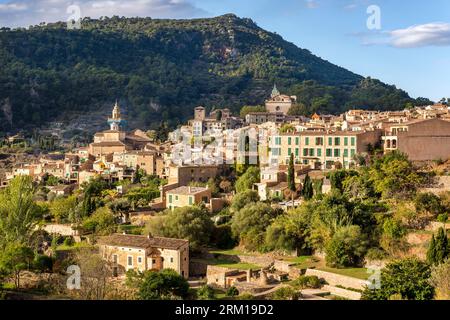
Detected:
[{"left": 108, "top": 100, "right": 126, "bottom": 131}]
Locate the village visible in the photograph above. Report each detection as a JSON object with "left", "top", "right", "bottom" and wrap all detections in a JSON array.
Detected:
[{"left": 0, "top": 86, "right": 449, "bottom": 301}]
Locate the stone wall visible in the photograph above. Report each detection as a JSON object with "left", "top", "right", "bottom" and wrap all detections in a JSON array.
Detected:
[
  {"left": 42, "top": 224, "right": 78, "bottom": 237},
  {"left": 305, "top": 269, "right": 370, "bottom": 291},
  {"left": 322, "top": 285, "right": 362, "bottom": 300}
]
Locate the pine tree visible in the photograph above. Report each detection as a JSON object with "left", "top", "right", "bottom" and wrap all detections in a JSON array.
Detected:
[
  {"left": 427, "top": 234, "right": 437, "bottom": 265},
  {"left": 302, "top": 174, "right": 314, "bottom": 200}
]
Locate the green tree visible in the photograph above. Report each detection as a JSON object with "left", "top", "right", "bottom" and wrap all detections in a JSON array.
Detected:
[
  {"left": 0, "top": 243, "right": 34, "bottom": 289},
  {"left": 325, "top": 225, "right": 367, "bottom": 268},
  {"left": 0, "top": 176, "right": 39, "bottom": 247},
  {"left": 287, "top": 153, "right": 296, "bottom": 193},
  {"left": 82, "top": 206, "right": 117, "bottom": 235},
  {"left": 138, "top": 269, "right": 189, "bottom": 300},
  {"left": 231, "top": 203, "right": 279, "bottom": 251},
  {"left": 197, "top": 285, "right": 216, "bottom": 300},
  {"left": 302, "top": 174, "right": 313, "bottom": 200},
  {"left": 145, "top": 206, "right": 214, "bottom": 250},
  {"left": 427, "top": 235, "right": 437, "bottom": 265},
  {"left": 230, "top": 190, "right": 259, "bottom": 213},
  {"left": 235, "top": 166, "right": 260, "bottom": 193},
  {"left": 369, "top": 151, "right": 423, "bottom": 199},
  {"left": 434, "top": 227, "right": 449, "bottom": 265},
  {"left": 239, "top": 105, "right": 266, "bottom": 118},
  {"left": 362, "top": 258, "right": 434, "bottom": 300},
  {"left": 49, "top": 195, "right": 78, "bottom": 223},
  {"left": 271, "top": 286, "right": 300, "bottom": 300}
]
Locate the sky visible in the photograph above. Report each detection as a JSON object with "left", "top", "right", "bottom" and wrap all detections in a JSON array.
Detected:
[{"left": 0, "top": 0, "right": 449, "bottom": 101}]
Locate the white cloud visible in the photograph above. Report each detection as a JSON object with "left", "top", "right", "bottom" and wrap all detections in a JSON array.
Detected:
[
  {"left": 0, "top": 0, "right": 207, "bottom": 28},
  {"left": 389, "top": 22, "right": 450, "bottom": 48}
]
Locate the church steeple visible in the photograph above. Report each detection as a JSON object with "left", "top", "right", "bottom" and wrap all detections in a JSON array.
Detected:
[
  {"left": 108, "top": 100, "right": 125, "bottom": 131},
  {"left": 271, "top": 83, "right": 280, "bottom": 98}
]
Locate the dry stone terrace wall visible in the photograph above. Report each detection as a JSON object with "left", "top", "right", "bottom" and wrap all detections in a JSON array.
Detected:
[{"left": 305, "top": 269, "right": 370, "bottom": 291}]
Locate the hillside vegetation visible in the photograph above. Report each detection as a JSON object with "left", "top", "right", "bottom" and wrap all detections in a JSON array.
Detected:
[{"left": 0, "top": 14, "right": 427, "bottom": 134}]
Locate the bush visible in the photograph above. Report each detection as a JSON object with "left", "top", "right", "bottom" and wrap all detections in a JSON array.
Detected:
[
  {"left": 197, "top": 285, "right": 216, "bottom": 300},
  {"left": 63, "top": 237, "right": 75, "bottom": 247},
  {"left": 33, "top": 254, "right": 54, "bottom": 273},
  {"left": 226, "top": 286, "right": 239, "bottom": 297},
  {"left": 437, "top": 213, "right": 448, "bottom": 223},
  {"left": 325, "top": 225, "right": 367, "bottom": 268},
  {"left": 291, "top": 276, "right": 321, "bottom": 289},
  {"left": 365, "top": 248, "right": 388, "bottom": 261},
  {"left": 271, "top": 287, "right": 300, "bottom": 300}
]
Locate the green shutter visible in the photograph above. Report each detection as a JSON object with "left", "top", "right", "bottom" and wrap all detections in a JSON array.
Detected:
[
  {"left": 344, "top": 137, "right": 348, "bottom": 146},
  {"left": 295, "top": 137, "right": 300, "bottom": 145},
  {"left": 317, "top": 149, "right": 322, "bottom": 157},
  {"left": 328, "top": 137, "right": 332, "bottom": 146},
  {"left": 351, "top": 137, "right": 356, "bottom": 146},
  {"left": 305, "top": 137, "right": 309, "bottom": 146},
  {"left": 169, "top": 195, "right": 173, "bottom": 203},
  {"left": 288, "top": 137, "right": 292, "bottom": 145}
]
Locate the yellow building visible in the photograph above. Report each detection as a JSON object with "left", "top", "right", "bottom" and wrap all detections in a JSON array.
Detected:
[
  {"left": 166, "top": 186, "right": 211, "bottom": 210},
  {"left": 98, "top": 233, "right": 189, "bottom": 278}
]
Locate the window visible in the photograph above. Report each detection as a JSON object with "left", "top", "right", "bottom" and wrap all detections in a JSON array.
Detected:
[
  {"left": 295, "top": 137, "right": 300, "bottom": 145},
  {"left": 351, "top": 137, "right": 356, "bottom": 146},
  {"left": 343, "top": 149, "right": 348, "bottom": 157},
  {"left": 175, "top": 195, "right": 178, "bottom": 201},
  {"left": 168, "top": 195, "right": 173, "bottom": 203},
  {"left": 189, "top": 196, "right": 193, "bottom": 205},
  {"left": 127, "top": 256, "right": 133, "bottom": 266},
  {"left": 344, "top": 137, "right": 348, "bottom": 146},
  {"left": 152, "top": 259, "right": 156, "bottom": 264},
  {"left": 334, "top": 149, "right": 340, "bottom": 157},
  {"left": 315, "top": 137, "right": 323, "bottom": 146},
  {"left": 295, "top": 148, "right": 299, "bottom": 157},
  {"left": 275, "top": 137, "right": 281, "bottom": 145},
  {"left": 288, "top": 148, "right": 292, "bottom": 156},
  {"left": 334, "top": 137, "right": 340, "bottom": 146},
  {"left": 326, "top": 149, "right": 332, "bottom": 157},
  {"left": 138, "top": 257, "right": 142, "bottom": 264},
  {"left": 170, "top": 257, "right": 174, "bottom": 263},
  {"left": 303, "top": 149, "right": 308, "bottom": 157},
  {"left": 305, "top": 137, "right": 310, "bottom": 146},
  {"left": 317, "top": 149, "right": 322, "bottom": 157},
  {"left": 328, "top": 137, "right": 333, "bottom": 146},
  {"left": 309, "top": 148, "right": 315, "bottom": 157},
  {"left": 351, "top": 149, "right": 356, "bottom": 157},
  {"left": 288, "top": 137, "right": 292, "bottom": 145}
]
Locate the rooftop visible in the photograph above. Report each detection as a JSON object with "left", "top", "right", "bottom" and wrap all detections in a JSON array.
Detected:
[
  {"left": 97, "top": 234, "right": 188, "bottom": 250},
  {"left": 167, "top": 186, "right": 210, "bottom": 195}
]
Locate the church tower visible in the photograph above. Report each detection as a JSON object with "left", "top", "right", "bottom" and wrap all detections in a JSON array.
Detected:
[{"left": 108, "top": 101, "right": 126, "bottom": 131}]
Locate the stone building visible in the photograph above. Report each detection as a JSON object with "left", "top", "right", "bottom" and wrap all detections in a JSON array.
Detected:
[
  {"left": 265, "top": 84, "right": 297, "bottom": 115},
  {"left": 166, "top": 186, "right": 211, "bottom": 210},
  {"left": 98, "top": 233, "right": 189, "bottom": 278},
  {"left": 384, "top": 118, "right": 450, "bottom": 161}
]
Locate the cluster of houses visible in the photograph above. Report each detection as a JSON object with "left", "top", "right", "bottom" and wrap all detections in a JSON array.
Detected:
[{"left": 2, "top": 87, "right": 450, "bottom": 280}]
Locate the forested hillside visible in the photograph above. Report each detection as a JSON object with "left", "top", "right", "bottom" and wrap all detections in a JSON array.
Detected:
[{"left": 0, "top": 14, "right": 427, "bottom": 134}]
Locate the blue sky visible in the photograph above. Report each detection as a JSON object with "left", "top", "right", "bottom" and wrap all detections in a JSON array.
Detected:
[{"left": 0, "top": 0, "right": 449, "bottom": 101}]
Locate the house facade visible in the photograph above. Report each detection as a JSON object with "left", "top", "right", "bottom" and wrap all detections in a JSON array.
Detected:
[{"left": 98, "top": 234, "right": 189, "bottom": 278}]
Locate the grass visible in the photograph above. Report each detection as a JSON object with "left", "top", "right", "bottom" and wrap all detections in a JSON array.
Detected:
[
  {"left": 55, "top": 242, "right": 93, "bottom": 251},
  {"left": 209, "top": 248, "right": 250, "bottom": 256},
  {"left": 317, "top": 267, "right": 369, "bottom": 280},
  {"left": 193, "top": 258, "right": 261, "bottom": 270}
]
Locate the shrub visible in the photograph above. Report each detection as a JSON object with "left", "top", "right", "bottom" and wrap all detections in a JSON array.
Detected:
[
  {"left": 271, "top": 287, "right": 301, "bottom": 300},
  {"left": 197, "top": 285, "right": 215, "bottom": 300},
  {"left": 291, "top": 276, "right": 321, "bottom": 289},
  {"left": 226, "top": 286, "right": 239, "bottom": 297}
]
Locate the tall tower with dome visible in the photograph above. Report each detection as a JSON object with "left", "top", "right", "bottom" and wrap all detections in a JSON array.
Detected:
[{"left": 108, "top": 101, "right": 126, "bottom": 131}]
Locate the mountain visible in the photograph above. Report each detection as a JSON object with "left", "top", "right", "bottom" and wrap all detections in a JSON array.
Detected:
[{"left": 0, "top": 14, "right": 428, "bottom": 135}]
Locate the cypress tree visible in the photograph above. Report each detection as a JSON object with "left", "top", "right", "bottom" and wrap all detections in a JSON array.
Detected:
[
  {"left": 435, "top": 227, "right": 449, "bottom": 264},
  {"left": 287, "top": 153, "right": 296, "bottom": 192},
  {"left": 302, "top": 174, "right": 314, "bottom": 200},
  {"left": 427, "top": 234, "right": 437, "bottom": 265}
]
